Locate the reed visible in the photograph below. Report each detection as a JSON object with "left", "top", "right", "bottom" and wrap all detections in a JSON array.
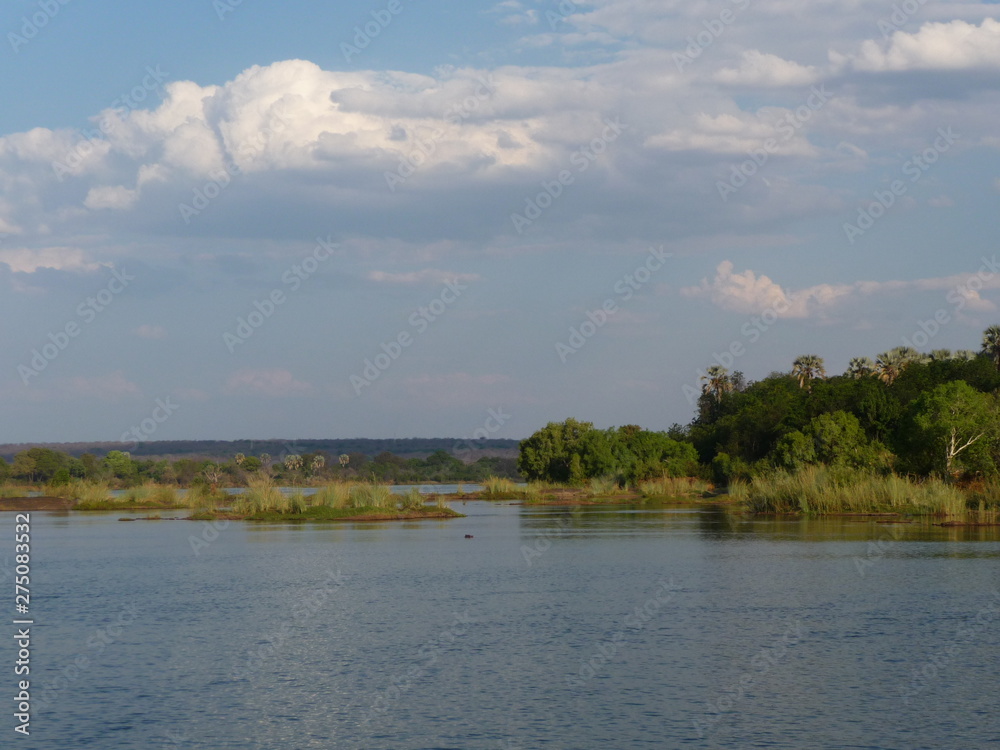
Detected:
[
  {"left": 349, "top": 482, "right": 393, "bottom": 509},
  {"left": 587, "top": 476, "right": 619, "bottom": 497},
  {"left": 312, "top": 483, "right": 352, "bottom": 509},
  {"left": 399, "top": 488, "right": 426, "bottom": 511},
  {"left": 520, "top": 483, "right": 544, "bottom": 503},
  {"left": 638, "top": 476, "right": 711, "bottom": 498},
  {"left": 736, "top": 466, "right": 967, "bottom": 517},
  {"left": 233, "top": 475, "right": 285, "bottom": 514},
  {"left": 481, "top": 476, "right": 517, "bottom": 498}
]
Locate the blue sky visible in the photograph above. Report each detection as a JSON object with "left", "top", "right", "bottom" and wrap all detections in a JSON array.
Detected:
[{"left": 2, "top": 0, "right": 1000, "bottom": 443}]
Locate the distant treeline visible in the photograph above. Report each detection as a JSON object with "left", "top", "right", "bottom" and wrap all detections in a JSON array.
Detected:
[
  {"left": 0, "top": 437, "right": 519, "bottom": 463},
  {"left": 0, "top": 446, "right": 520, "bottom": 487}
]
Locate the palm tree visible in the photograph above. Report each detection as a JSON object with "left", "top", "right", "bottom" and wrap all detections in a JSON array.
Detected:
[
  {"left": 701, "top": 365, "right": 733, "bottom": 402},
  {"left": 929, "top": 349, "right": 953, "bottom": 362},
  {"left": 792, "top": 354, "right": 826, "bottom": 390},
  {"left": 846, "top": 356, "right": 874, "bottom": 378},
  {"left": 954, "top": 349, "right": 977, "bottom": 361},
  {"left": 982, "top": 325, "right": 1000, "bottom": 369},
  {"left": 874, "top": 349, "right": 908, "bottom": 385}
]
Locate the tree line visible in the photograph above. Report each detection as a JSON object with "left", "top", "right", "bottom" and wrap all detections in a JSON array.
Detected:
[
  {"left": 0, "top": 447, "right": 519, "bottom": 487},
  {"left": 519, "top": 326, "right": 1000, "bottom": 484}
]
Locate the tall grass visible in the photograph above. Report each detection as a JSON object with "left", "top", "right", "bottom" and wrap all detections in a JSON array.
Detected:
[
  {"left": 736, "top": 466, "right": 966, "bottom": 516},
  {"left": 638, "top": 476, "right": 712, "bottom": 498},
  {"left": 73, "top": 482, "right": 113, "bottom": 507},
  {"left": 481, "top": 476, "right": 517, "bottom": 498},
  {"left": 312, "top": 483, "right": 352, "bottom": 509},
  {"left": 587, "top": 476, "right": 619, "bottom": 497},
  {"left": 348, "top": 482, "right": 393, "bottom": 509},
  {"left": 400, "top": 488, "right": 426, "bottom": 511},
  {"left": 233, "top": 476, "right": 286, "bottom": 514}
]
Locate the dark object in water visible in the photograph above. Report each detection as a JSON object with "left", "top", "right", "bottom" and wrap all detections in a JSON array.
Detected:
[{"left": 465, "top": 534, "right": 474, "bottom": 538}]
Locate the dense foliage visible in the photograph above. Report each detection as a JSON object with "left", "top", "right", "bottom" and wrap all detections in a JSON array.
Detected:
[
  {"left": 0, "top": 446, "right": 519, "bottom": 488},
  {"left": 517, "top": 419, "right": 699, "bottom": 484}
]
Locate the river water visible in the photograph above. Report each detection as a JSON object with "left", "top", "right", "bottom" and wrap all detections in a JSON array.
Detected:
[{"left": 10, "top": 501, "right": 1000, "bottom": 749}]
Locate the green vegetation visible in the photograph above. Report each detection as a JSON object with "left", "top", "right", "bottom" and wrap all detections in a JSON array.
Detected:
[
  {"left": 729, "top": 466, "right": 966, "bottom": 516},
  {"left": 513, "top": 326, "right": 1000, "bottom": 519},
  {"left": 518, "top": 419, "right": 699, "bottom": 484}
]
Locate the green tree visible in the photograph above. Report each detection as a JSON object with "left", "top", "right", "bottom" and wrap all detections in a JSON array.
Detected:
[
  {"left": 981, "top": 325, "right": 1000, "bottom": 370},
  {"left": 846, "top": 357, "right": 874, "bottom": 378},
  {"left": 103, "top": 450, "right": 138, "bottom": 482},
  {"left": 792, "top": 355, "right": 826, "bottom": 391},
  {"left": 11, "top": 453, "right": 37, "bottom": 482},
  {"left": 518, "top": 419, "right": 595, "bottom": 482},
  {"left": 904, "top": 381, "right": 996, "bottom": 476},
  {"left": 773, "top": 430, "right": 817, "bottom": 471}
]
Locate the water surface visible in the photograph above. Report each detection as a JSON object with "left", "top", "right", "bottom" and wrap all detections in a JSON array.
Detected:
[{"left": 11, "top": 502, "right": 1000, "bottom": 749}]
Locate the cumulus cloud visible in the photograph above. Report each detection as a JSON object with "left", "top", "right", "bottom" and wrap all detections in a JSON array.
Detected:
[
  {"left": 846, "top": 18, "right": 1000, "bottom": 72},
  {"left": 223, "top": 368, "right": 313, "bottom": 397},
  {"left": 714, "top": 51, "right": 819, "bottom": 86},
  {"left": 682, "top": 261, "right": 1000, "bottom": 318}
]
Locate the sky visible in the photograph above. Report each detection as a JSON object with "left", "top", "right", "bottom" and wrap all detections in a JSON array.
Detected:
[{"left": 2, "top": 0, "right": 1000, "bottom": 444}]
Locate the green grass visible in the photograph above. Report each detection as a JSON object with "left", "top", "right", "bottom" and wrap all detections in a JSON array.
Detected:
[
  {"left": 201, "top": 504, "right": 465, "bottom": 522},
  {"left": 481, "top": 476, "right": 518, "bottom": 498},
  {"left": 349, "top": 482, "right": 393, "bottom": 509},
  {"left": 587, "top": 476, "right": 620, "bottom": 497},
  {"left": 733, "top": 465, "right": 967, "bottom": 517},
  {"left": 399, "top": 488, "right": 426, "bottom": 511},
  {"left": 312, "top": 483, "right": 352, "bottom": 509},
  {"left": 637, "top": 476, "right": 712, "bottom": 498}
]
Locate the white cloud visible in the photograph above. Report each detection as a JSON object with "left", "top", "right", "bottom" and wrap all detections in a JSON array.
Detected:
[
  {"left": 848, "top": 18, "right": 1000, "bottom": 72},
  {"left": 683, "top": 261, "right": 1000, "bottom": 318},
  {"left": 84, "top": 185, "right": 139, "bottom": 210},
  {"left": 714, "top": 51, "right": 819, "bottom": 86},
  {"left": 0, "top": 247, "right": 102, "bottom": 273}
]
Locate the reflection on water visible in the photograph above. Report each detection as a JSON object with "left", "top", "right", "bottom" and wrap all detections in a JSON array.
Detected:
[{"left": 23, "top": 500, "right": 1000, "bottom": 749}]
